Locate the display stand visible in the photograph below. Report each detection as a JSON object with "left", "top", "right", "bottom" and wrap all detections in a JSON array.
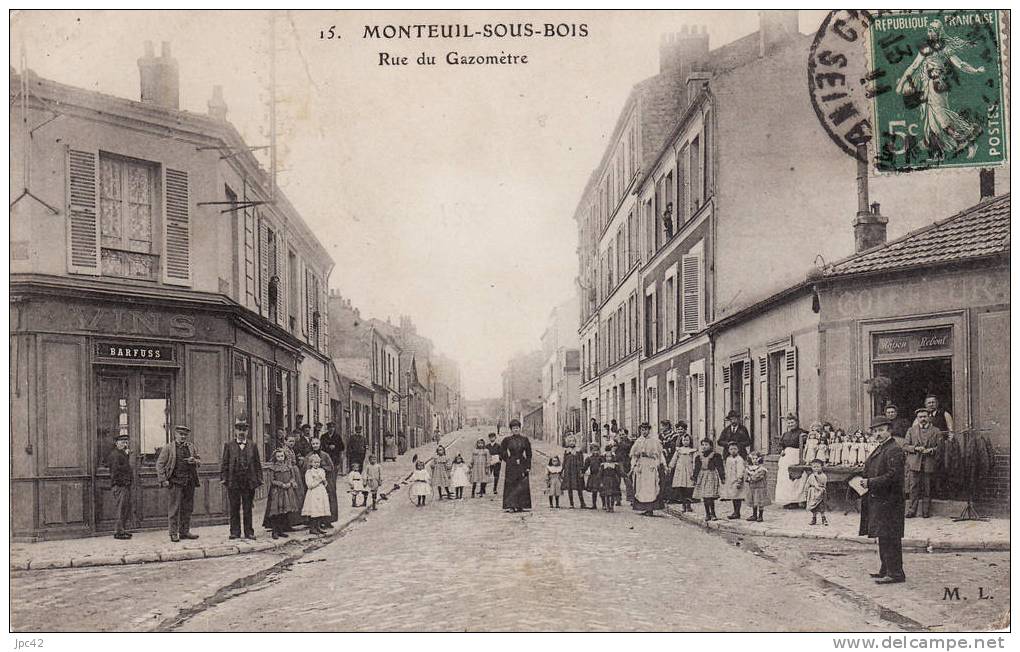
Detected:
[
  {"left": 949, "top": 429, "right": 993, "bottom": 523},
  {"left": 952, "top": 501, "right": 988, "bottom": 522}
]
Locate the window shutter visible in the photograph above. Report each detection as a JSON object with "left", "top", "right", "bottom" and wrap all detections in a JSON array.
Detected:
[
  {"left": 697, "top": 372, "right": 706, "bottom": 440},
  {"left": 784, "top": 347, "right": 798, "bottom": 420},
  {"left": 681, "top": 254, "right": 702, "bottom": 333},
  {"left": 721, "top": 365, "right": 731, "bottom": 418},
  {"left": 66, "top": 148, "right": 100, "bottom": 275},
  {"left": 757, "top": 355, "right": 769, "bottom": 449},
  {"left": 305, "top": 267, "right": 313, "bottom": 340},
  {"left": 163, "top": 168, "right": 191, "bottom": 285},
  {"left": 275, "top": 235, "right": 287, "bottom": 328},
  {"left": 742, "top": 361, "right": 753, "bottom": 438},
  {"left": 258, "top": 216, "right": 269, "bottom": 315},
  {"left": 320, "top": 285, "right": 329, "bottom": 352}
]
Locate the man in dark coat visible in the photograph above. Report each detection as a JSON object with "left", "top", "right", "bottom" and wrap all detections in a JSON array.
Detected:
[
  {"left": 499, "top": 419, "right": 532, "bottom": 512},
  {"left": 155, "top": 425, "right": 201, "bottom": 542},
  {"left": 320, "top": 422, "right": 345, "bottom": 472},
  {"left": 220, "top": 418, "right": 263, "bottom": 540},
  {"left": 294, "top": 423, "right": 313, "bottom": 460},
  {"left": 347, "top": 426, "right": 367, "bottom": 471},
  {"left": 858, "top": 416, "right": 907, "bottom": 584},
  {"left": 486, "top": 432, "right": 503, "bottom": 494},
  {"left": 718, "top": 410, "right": 751, "bottom": 459},
  {"left": 108, "top": 432, "right": 134, "bottom": 539}
]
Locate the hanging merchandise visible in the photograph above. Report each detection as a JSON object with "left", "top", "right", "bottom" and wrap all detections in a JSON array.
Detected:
[{"left": 941, "top": 429, "right": 995, "bottom": 522}]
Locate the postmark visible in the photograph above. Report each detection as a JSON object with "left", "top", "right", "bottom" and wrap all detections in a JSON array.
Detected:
[
  {"left": 870, "top": 10, "right": 1007, "bottom": 172},
  {"left": 807, "top": 10, "right": 1007, "bottom": 172}
]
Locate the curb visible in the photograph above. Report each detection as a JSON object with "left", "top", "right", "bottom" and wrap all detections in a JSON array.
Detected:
[
  {"left": 11, "top": 439, "right": 460, "bottom": 574},
  {"left": 665, "top": 506, "right": 1010, "bottom": 551}
]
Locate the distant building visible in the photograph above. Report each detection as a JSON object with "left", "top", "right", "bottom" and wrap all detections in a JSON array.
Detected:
[
  {"left": 501, "top": 350, "right": 544, "bottom": 429},
  {"left": 541, "top": 296, "right": 581, "bottom": 443}
]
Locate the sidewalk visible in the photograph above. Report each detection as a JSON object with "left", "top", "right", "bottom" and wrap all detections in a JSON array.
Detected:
[
  {"left": 11, "top": 432, "right": 465, "bottom": 572},
  {"left": 665, "top": 503, "right": 1009, "bottom": 550}
]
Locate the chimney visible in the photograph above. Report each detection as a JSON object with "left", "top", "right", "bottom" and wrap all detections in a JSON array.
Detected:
[
  {"left": 759, "top": 10, "right": 799, "bottom": 57},
  {"left": 207, "top": 85, "right": 228, "bottom": 120},
  {"left": 979, "top": 168, "right": 995, "bottom": 200},
  {"left": 853, "top": 144, "right": 887, "bottom": 252},
  {"left": 659, "top": 25, "right": 709, "bottom": 78},
  {"left": 138, "top": 41, "right": 180, "bottom": 109}
]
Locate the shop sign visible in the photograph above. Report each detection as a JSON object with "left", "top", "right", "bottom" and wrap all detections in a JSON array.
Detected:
[
  {"left": 873, "top": 328, "right": 952, "bottom": 357},
  {"left": 95, "top": 341, "right": 175, "bottom": 362}
]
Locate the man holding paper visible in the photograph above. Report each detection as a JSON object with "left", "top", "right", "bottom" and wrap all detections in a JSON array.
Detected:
[{"left": 856, "top": 416, "right": 907, "bottom": 585}]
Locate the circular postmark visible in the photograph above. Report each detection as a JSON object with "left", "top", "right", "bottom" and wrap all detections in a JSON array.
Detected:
[{"left": 809, "top": 10, "right": 1006, "bottom": 172}]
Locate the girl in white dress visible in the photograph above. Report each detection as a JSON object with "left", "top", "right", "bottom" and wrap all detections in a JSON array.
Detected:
[
  {"left": 302, "top": 456, "right": 331, "bottom": 534},
  {"left": 450, "top": 453, "right": 470, "bottom": 499},
  {"left": 668, "top": 433, "right": 697, "bottom": 513},
  {"left": 410, "top": 461, "right": 431, "bottom": 507}
]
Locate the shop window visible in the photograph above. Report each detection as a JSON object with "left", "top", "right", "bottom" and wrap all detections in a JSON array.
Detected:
[
  {"left": 139, "top": 376, "right": 170, "bottom": 459},
  {"left": 96, "top": 370, "right": 171, "bottom": 469}
]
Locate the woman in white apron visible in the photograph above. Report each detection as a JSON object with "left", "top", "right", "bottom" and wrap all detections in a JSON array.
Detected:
[{"left": 774, "top": 413, "right": 808, "bottom": 507}]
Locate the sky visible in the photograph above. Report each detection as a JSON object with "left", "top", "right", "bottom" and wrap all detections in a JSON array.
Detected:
[{"left": 10, "top": 10, "right": 828, "bottom": 399}]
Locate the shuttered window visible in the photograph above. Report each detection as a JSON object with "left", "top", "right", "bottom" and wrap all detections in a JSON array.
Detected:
[
  {"left": 690, "top": 136, "right": 702, "bottom": 213},
  {"left": 258, "top": 214, "right": 269, "bottom": 313},
  {"left": 162, "top": 167, "right": 190, "bottom": 285},
  {"left": 244, "top": 203, "right": 257, "bottom": 307},
  {"left": 305, "top": 268, "right": 321, "bottom": 350},
  {"left": 681, "top": 253, "right": 702, "bottom": 333},
  {"left": 66, "top": 148, "right": 100, "bottom": 274}
]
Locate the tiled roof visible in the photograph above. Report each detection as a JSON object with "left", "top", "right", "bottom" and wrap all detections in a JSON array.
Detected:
[{"left": 824, "top": 194, "right": 1010, "bottom": 277}]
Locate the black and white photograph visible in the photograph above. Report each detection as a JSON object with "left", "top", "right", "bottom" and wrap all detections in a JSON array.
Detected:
[{"left": 7, "top": 8, "right": 1012, "bottom": 639}]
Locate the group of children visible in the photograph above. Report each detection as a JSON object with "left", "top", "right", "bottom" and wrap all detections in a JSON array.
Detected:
[
  {"left": 803, "top": 422, "right": 878, "bottom": 467},
  {"left": 544, "top": 441, "right": 624, "bottom": 511},
  {"left": 675, "top": 440, "right": 772, "bottom": 522},
  {"left": 409, "top": 440, "right": 497, "bottom": 506},
  {"left": 263, "top": 449, "right": 384, "bottom": 538}
]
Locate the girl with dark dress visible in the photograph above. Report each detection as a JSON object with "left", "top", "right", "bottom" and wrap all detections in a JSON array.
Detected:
[
  {"left": 263, "top": 448, "right": 300, "bottom": 539},
  {"left": 692, "top": 439, "right": 725, "bottom": 521},
  {"left": 599, "top": 446, "right": 623, "bottom": 512},
  {"left": 582, "top": 444, "right": 604, "bottom": 510}
]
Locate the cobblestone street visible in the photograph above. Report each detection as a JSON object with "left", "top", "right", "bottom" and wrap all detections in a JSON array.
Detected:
[{"left": 11, "top": 430, "right": 1009, "bottom": 633}]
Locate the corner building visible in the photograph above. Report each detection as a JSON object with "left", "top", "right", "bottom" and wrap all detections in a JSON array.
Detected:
[{"left": 9, "top": 45, "right": 333, "bottom": 539}]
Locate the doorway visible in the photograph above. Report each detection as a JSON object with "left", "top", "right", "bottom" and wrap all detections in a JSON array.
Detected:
[{"left": 94, "top": 367, "right": 174, "bottom": 531}]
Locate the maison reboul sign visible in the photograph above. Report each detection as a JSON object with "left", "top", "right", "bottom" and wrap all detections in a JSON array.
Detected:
[{"left": 873, "top": 328, "right": 952, "bottom": 357}]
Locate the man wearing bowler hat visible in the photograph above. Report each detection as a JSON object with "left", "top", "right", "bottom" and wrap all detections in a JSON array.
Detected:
[
  {"left": 718, "top": 410, "right": 751, "bottom": 460},
  {"left": 857, "top": 416, "right": 907, "bottom": 584},
  {"left": 221, "top": 417, "right": 263, "bottom": 540},
  {"left": 156, "top": 425, "right": 201, "bottom": 542}
]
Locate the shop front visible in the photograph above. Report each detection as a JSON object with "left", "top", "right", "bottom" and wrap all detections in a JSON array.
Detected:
[
  {"left": 818, "top": 263, "right": 1010, "bottom": 505},
  {"left": 10, "top": 284, "right": 304, "bottom": 540}
]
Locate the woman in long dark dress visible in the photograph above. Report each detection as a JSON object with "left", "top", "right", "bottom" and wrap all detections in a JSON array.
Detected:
[{"left": 499, "top": 419, "right": 532, "bottom": 512}]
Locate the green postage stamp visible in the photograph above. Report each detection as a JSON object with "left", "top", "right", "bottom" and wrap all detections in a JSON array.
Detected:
[{"left": 869, "top": 10, "right": 1007, "bottom": 172}]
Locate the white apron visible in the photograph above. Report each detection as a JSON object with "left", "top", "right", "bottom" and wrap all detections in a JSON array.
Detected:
[{"left": 774, "top": 447, "right": 807, "bottom": 505}]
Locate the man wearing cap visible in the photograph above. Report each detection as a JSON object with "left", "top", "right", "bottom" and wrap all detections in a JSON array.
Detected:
[
  {"left": 221, "top": 418, "right": 263, "bottom": 540},
  {"left": 108, "top": 432, "right": 134, "bottom": 540},
  {"left": 294, "top": 423, "right": 313, "bottom": 460},
  {"left": 320, "top": 421, "right": 345, "bottom": 474},
  {"left": 156, "top": 425, "right": 201, "bottom": 542},
  {"left": 903, "top": 408, "right": 942, "bottom": 518},
  {"left": 347, "top": 425, "right": 367, "bottom": 472},
  {"left": 718, "top": 410, "right": 752, "bottom": 460},
  {"left": 858, "top": 416, "right": 907, "bottom": 584}
]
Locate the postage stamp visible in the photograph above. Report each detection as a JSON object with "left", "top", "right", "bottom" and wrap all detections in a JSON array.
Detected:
[{"left": 869, "top": 10, "right": 1008, "bottom": 172}]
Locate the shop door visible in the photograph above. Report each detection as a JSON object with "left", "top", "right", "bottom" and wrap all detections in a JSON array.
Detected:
[
  {"left": 95, "top": 369, "right": 173, "bottom": 531},
  {"left": 872, "top": 358, "right": 953, "bottom": 420}
]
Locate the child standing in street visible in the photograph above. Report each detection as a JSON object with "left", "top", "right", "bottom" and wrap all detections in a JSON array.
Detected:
[
  {"left": 263, "top": 448, "right": 299, "bottom": 539},
  {"left": 561, "top": 436, "right": 587, "bottom": 509},
  {"left": 692, "top": 438, "right": 724, "bottom": 521},
  {"left": 545, "top": 456, "right": 563, "bottom": 508},
  {"left": 302, "top": 455, "right": 330, "bottom": 535},
  {"left": 583, "top": 443, "right": 603, "bottom": 510},
  {"left": 806, "top": 459, "right": 829, "bottom": 525},
  {"left": 347, "top": 462, "right": 367, "bottom": 507},
  {"left": 469, "top": 438, "right": 491, "bottom": 497},
  {"left": 431, "top": 445, "right": 453, "bottom": 500},
  {"left": 599, "top": 446, "right": 623, "bottom": 512},
  {"left": 744, "top": 451, "right": 770, "bottom": 522},
  {"left": 720, "top": 443, "right": 747, "bottom": 519},
  {"left": 410, "top": 461, "right": 431, "bottom": 507},
  {"left": 363, "top": 454, "right": 383, "bottom": 510},
  {"left": 668, "top": 432, "right": 697, "bottom": 512},
  {"left": 450, "top": 453, "right": 469, "bottom": 499}
]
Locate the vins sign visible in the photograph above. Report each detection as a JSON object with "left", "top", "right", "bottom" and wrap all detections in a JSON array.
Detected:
[
  {"left": 95, "top": 342, "right": 175, "bottom": 362},
  {"left": 873, "top": 327, "right": 952, "bottom": 358}
]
